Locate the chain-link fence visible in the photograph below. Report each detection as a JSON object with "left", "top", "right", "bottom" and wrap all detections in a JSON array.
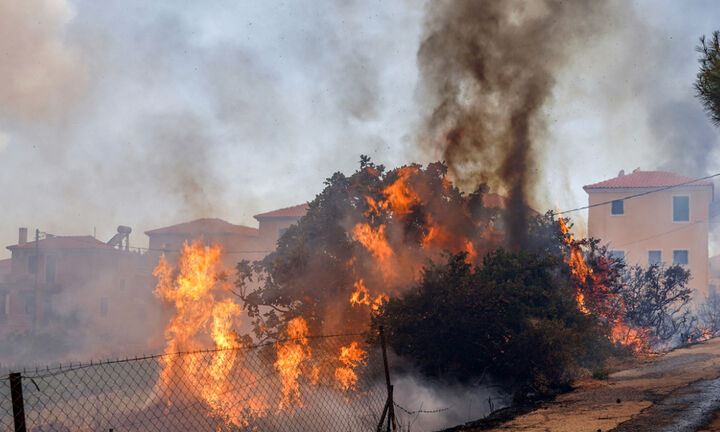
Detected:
[{"left": 0, "top": 333, "right": 392, "bottom": 432}]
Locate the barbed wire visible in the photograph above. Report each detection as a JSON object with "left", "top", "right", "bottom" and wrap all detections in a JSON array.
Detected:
[
  {"left": 15, "top": 331, "right": 367, "bottom": 379},
  {"left": 393, "top": 401, "right": 450, "bottom": 415}
]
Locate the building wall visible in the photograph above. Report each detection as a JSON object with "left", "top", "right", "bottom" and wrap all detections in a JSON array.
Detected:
[
  {"left": 256, "top": 217, "right": 302, "bottom": 249},
  {"left": 0, "top": 247, "right": 162, "bottom": 357},
  {"left": 146, "top": 233, "right": 266, "bottom": 269},
  {"left": 587, "top": 185, "right": 712, "bottom": 297}
]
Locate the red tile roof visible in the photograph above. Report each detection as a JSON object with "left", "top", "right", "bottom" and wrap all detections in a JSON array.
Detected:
[
  {"left": 584, "top": 170, "right": 713, "bottom": 190},
  {"left": 145, "top": 218, "right": 259, "bottom": 237},
  {"left": 6, "top": 236, "right": 116, "bottom": 251},
  {"left": 483, "top": 193, "right": 509, "bottom": 209},
  {"left": 254, "top": 204, "right": 309, "bottom": 220}
]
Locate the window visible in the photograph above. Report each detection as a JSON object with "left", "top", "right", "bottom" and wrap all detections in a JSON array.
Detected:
[
  {"left": 28, "top": 255, "right": 38, "bottom": 274},
  {"left": 25, "top": 292, "right": 36, "bottom": 315},
  {"left": 611, "top": 199, "right": 624, "bottom": 215},
  {"left": 0, "top": 291, "right": 6, "bottom": 322},
  {"left": 673, "top": 250, "right": 689, "bottom": 265},
  {"left": 100, "top": 297, "right": 108, "bottom": 317},
  {"left": 648, "top": 250, "right": 662, "bottom": 266},
  {"left": 673, "top": 196, "right": 690, "bottom": 222},
  {"left": 45, "top": 255, "right": 56, "bottom": 283},
  {"left": 279, "top": 228, "right": 288, "bottom": 237},
  {"left": 609, "top": 250, "right": 625, "bottom": 261}
]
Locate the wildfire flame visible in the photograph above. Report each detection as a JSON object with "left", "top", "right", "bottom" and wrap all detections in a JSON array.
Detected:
[
  {"left": 557, "top": 217, "right": 652, "bottom": 353},
  {"left": 153, "top": 241, "right": 270, "bottom": 425},
  {"left": 335, "top": 342, "right": 367, "bottom": 392},
  {"left": 152, "top": 241, "right": 373, "bottom": 427},
  {"left": 275, "top": 317, "right": 311, "bottom": 410},
  {"left": 350, "top": 279, "right": 388, "bottom": 311}
]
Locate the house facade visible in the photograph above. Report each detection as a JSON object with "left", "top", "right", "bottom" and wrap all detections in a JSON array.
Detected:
[
  {"left": 0, "top": 228, "right": 159, "bottom": 356},
  {"left": 584, "top": 169, "right": 714, "bottom": 298},
  {"left": 144, "top": 204, "right": 308, "bottom": 268},
  {"left": 0, "top": 203, "right": 309, "bottom": 360}
]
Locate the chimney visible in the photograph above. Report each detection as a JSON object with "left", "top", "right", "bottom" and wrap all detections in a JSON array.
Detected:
[
  {"left": 18, "top": 227, "right": 27, "bottom": 245},
  {"left": 618, "top": 169, "right": 625, "bottom": 177}
]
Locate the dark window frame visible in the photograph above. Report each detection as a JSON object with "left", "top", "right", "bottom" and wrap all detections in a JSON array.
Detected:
[
  {"left": 648, "top": 250, "right": 662, "bottom": 266},
  {"left": 609, "top": 250, "right": 625, "bottom": 261},
  {"left": 673, "top": 249, "right": 689, "bottom": 265},
  {"left": 611, "top": 199, "right": 624, "bottom": 215},
  {"left": 673, "top": 195, "right": 690, "bottom": 222}
]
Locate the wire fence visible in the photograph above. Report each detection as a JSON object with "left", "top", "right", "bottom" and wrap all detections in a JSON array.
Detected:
[{"left": 0, "top": 333, "right": 391, "bottom": 432}]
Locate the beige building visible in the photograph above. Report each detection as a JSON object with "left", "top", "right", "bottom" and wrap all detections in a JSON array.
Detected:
[{"left": 584, "top": 170, "right": 714, "bottom": 298}]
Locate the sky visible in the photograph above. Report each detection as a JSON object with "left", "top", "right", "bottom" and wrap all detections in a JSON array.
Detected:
[{"left": 1, "top": 0, "right": 719, "bottom": 258}]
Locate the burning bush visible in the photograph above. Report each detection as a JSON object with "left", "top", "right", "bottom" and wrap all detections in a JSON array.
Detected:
[
  {"left": 371, "top": 249, "right": 606, "bottom": 396},
  {"left": 616, "top": 264, "right": 692, "bottom": 347},
  {"left": 231, "top": 159, "right": 696, "bottom": 398},
  {"left": 235, "top": 157, "right": 509, "bottom": 341},
  {"left": 370, "top": 216, "right": 615, "bottom": 397}
]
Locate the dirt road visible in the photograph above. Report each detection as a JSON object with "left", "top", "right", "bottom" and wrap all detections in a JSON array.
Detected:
[{"left": 466, "top": 338, "right": 720, "bottom": 432}]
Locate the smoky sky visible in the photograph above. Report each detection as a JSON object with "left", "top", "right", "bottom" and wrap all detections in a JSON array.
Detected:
[
  {"left": 415, "top": 0, "right": 612, "bottom": 247},
  {"left": 1, "top": 0, "right": 719, "bottom": 257}
]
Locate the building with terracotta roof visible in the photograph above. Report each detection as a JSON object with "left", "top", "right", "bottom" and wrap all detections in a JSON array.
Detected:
[
  {"left": 0, "top": 228, "right": 159, "bottom": 356},
  {"left": 144, "top": 218, "right": 262, "bottom": 267},
  {"left": 584, "top": 169, "right": 714, "bottom": 298},
  {"left": 144, "top": 204, "right": 309, "bottom": 267},
  {"left": 254, "top": 204, "right": 309, "bottom": 249}
]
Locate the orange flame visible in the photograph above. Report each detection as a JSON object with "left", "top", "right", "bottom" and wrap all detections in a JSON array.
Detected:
[
  {"left": 352, "top": 222, "right": 394, "bottom": 279},
  {"left": 383, "top": 166, "right": 420, "bottom": 216},
  {"left": 153, "top": 241, "right": 271, "bottom": 425},
  {"left": 275, "top": 317, "right": 311, "bottom": 410},
  {"left": 350, "top": 279, "right": 388, "bottom": 311},
  {"left": 334, "top": 342, "right": 367, "bottom": 391},
  {"left": 558, "top": 217, "right": 652, "bottom": 353}
]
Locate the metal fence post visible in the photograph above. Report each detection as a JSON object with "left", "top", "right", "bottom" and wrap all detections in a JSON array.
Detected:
[
  {"left": 9, "top": 373, "right": 26, "bottom": 432},
  {"left": 377, "top": 326, "right": 397, "bottom": 432}
]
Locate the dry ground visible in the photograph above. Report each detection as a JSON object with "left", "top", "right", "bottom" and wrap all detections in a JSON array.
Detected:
[{"left": 464, "top": 337, "right": 720, "bottom": 432}]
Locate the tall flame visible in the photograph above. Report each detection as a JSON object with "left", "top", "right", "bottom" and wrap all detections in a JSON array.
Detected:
[
  {"left": 275, "top": 317, "right": 311, "bottom": 410},
  {"left": 153, "top": 241, "right": 271, "bottom": 425}
]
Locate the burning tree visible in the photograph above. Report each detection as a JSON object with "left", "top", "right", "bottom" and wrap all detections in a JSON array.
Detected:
[
  {"left": 234, "top": 157, "right": 508, "bottom": 341},
  {"left": 231, "top": 159, "right": 696, "bottom": 396},
  {"left": 371, "top": 249, "right": 606, "bottom": 396},
  {"left": 616, "top": 264, "right": 692, "bottom": 346},
  {"left": 370, "top": 214, "right": 695, "bottom": 395},
  {"left": 148, "top": 158, "right": 696, "bottom": 425}
]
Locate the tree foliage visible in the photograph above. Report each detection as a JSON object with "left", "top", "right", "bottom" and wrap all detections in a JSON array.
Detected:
[
  {"left": 235, "top": 158, "right": 504, "bottom": 341},
  {"left": 695, "top": 31, "right": 720, "bottom": 125},
  {"left": 617, "top": 264, "right": 692, "bottom": 344},
  {"left": 371, "top": 249, "right": 604, "bottom": 395}
]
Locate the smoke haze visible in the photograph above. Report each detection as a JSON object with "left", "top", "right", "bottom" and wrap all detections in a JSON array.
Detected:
[{"left": 0, "top": 0, "right": 718, "bottom": 253}]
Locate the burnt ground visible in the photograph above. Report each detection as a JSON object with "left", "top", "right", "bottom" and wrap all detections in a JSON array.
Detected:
[{"left": 449, "top": 337, "right": 720, "bottom": 432}]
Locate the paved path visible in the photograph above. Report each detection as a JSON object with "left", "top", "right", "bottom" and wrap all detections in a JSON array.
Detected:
[{"left": 472, "top": 338, "right": 720, "bottom": 432}]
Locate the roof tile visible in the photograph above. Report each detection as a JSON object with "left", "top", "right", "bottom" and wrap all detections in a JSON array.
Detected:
[
  {"left": 145, "top": 218, "right": 259, "bottom": 236},
  {"left": 254, "top": 204, "right": 309, "bottom": 220},
  {"left": 584, "top": 170, "right": 712, "bottom": 190},
  {"left": 7, "top": 236, "right": 116, "bottom": 251}
]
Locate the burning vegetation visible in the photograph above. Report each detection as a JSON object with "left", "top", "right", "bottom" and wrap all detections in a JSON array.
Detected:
[{"left": 149, "top": 158, "right": 698, "bottom": 416}]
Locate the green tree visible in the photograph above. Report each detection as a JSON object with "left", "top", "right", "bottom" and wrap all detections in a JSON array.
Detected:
[
  {"left": 371, "top": 248, "right": 607, "bottom": 396},
  {"left": 695, "top": 31, "right": 720, "bottom": 125}
]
